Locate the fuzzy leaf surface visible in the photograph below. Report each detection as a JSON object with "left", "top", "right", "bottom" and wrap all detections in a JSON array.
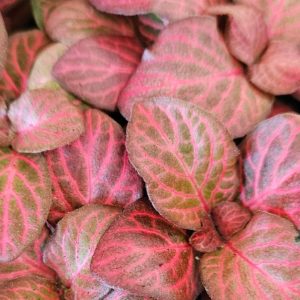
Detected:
[
  {"left": 0, "top": 147, "right": 52, "bottom": 262},
  {"left": 54, "top": 36, "right": 143, "bottom": 111},
  {"left": 126, "top": 98, "right": 239, "bottom": 230},
  {"left": 45, "top": 109, "right": 142, "bottom": 222},
  {"left": 8, "top": 88, "right": 84, "bottom": 153},
  {"left": 118, "top": 17, "right": 273, "bottom": 138},
  {"left": 201, "top": 212, "right": 300, "bottom": 300},
  {"left": 91, "top": 200, "right": 201, "bottom": 300},
  {"left": 240, "top": 113, "right": 300, "bottom": 229}
]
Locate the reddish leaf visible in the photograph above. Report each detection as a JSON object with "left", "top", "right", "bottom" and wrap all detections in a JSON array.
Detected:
[
  {"left": 0, "top": 276, "right": 59, "bottom": 299},
  {"left": 212, "top": 201, "right": 251, "bottom": 240},
  {"left": 46, "top": 0, "right": 135, "bottom": 46},
  {"left": 0, "top": 100, "right": 13, "bottom": 147},
  {"left": 104, "top": 290, "right": 154, "bottom": 300},
  {"left": 126, "top": 98, "right": 239, "bottom": 230},
  {"left": 207, "top": 4, "right": 268, "bottom": 65},
  {"left": 8, "top": 88, "right": 85, "bottom": 153},
  {"left": 189, "top": 217, "right": 223, "bottom": 252},
  {"left": 0, "top": 227, "right": 55, "bottom": 283},
  {"left": 200, "top": 212, "right": 300, "bottom": 300},
  {"left": 44, "top": 204, "right": 121, "bottom": 300},
  {"left": 0, "top": 30, "right": 49, "bottom": 103},
  {"left": 45, "top": 109, "right": 142, "bottom": 222},
  {"left": 91, "top": 200, "right": 201, "bottom": 300},
  {"left": 0, "top": 147, "right": 52, "bottom": 262},
  {"left": 249, "top": 41, "right": 300, "bottom": 95},
  {"left": 240, "top": 113, "right": 300, "bottom": 229},
  {"left": 89, "top": 0, "right": 225, "bottom": 23},
  {"left": 118, "top": 17, "right": 274, "bottom": 138},
  {"left": 0, "top": 14, "right": 7, "bottom": 73},
  {"left": 53, "top": 35, "right": 143, "bottom": 111}
]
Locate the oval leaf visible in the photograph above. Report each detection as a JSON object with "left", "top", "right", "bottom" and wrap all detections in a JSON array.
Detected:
[
  {"left": 0, "top": 147, "right": 52, "bottom": 262},
  {"left": 54, "top": 35, "right": 143, "bottom": 111},
  {"left": 8, "top": 88, "right": 85, "bottom": 153},
  {"left": 91, "top": 199, "right": 201, "bottom": 300},
  {"left": 240, "top": 113, "right": 300, "bottom": 229},
  {"left": 0, "top": 30, "right": 49, "bottom": 103},
  {"left": 118, "top": 16, "right": 273, "bottom": 138},
  {"left": 126, "top": 98, "right": 239, "bottom": 230},
  {"left": 200, "top": 212, "right": 300, "bottom": 300},
  {"left": 44, "top": 204, "right": 121, "bottom": 300},
  {"left": 0, "top": 13, "right": 7, "bottom": 73},
  {"left": 45, "top": 109, "right": 142, "bottom": 222}
]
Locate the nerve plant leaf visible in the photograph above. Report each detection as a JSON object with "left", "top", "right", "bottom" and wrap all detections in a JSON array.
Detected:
[
  {"left": 200, "top": 212, "right": 300, "bottom": 300},
  {"left": 8, "top": 88, "right": 85, "bottom": 153},
  {"left": 46, "top": 0, "right": 135, "bottom": 46},
  {"left": 118, "top": 16, "right": 273, "bottom": 138},
  {"left": 126, "top": 98, "right": 239, "bottom": 230},
  {"left": 0, "top": 147, "right": 52, "bottom": 262},
  {"left": 240, "top": 113, "right": 300, "bottom": 229},
  {"left": 45, "top": 109, "right": 142, "bottom": 222},
  {"left": 91, "top": 200, "right": 201, "bottom": 300},
  {"left": 0, "top": 13, "right": 7, "bottom": 73},
  {"left": 53, "top": 35, "right": 143, "bottom": 111},
  {"left": 44, "top": 204, "right": 121, "bottom": 300},
  {"left": 104, "top": 290, "right": 154, "bottom": 300},
  {"left": 0, "top": 30, "right": 49, "bottom": 103}
]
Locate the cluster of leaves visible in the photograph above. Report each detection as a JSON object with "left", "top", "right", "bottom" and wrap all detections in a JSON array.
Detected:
[{"left": 0, "top": 0, "right": 299, "bottom": 299}]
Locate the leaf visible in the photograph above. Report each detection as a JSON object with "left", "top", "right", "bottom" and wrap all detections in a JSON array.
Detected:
[
  {"left": 89, "top": 0, "right": 225, "bottom": 23},
  {"left": 0, "top": 276, "right": 59, "bottom": 299},
  {"left": 234, "top": 0, "right": 300, "bottom": 43},
  {"left": 0, "top": 147, "right": 52, "bottom": 262},
  {"left": 91, "top": 199, "right": 201, "bottom": 300},
  {"left": 44, "top": 204, "right": 121, "bottom": 300},
  {"left": 0, "top": 100, "right": 13, "bottom": 147},
  {"left": 249, "top": 41, "right": 300, "bottom": 95},
  {"left": 45, "top": 0, "right": 135, "bottom": 46},
  {"left": 0, "top": 13, "right": 7, "bottom": 73},
  {"left": 126, "top": 98, "right": 239, "bottom": 230},
  {"left": 45, "top": 109, "right": 142, "bottom": 222},
  {"left": 189, "top": 216, "right": 223, "bottom": 253},
  {"left": 28, "top": 43, "right": 67, "bottom": 91},
  {"left": 53, "top": 35, "right": 143, "bottom": 111},
  {"left": 212, "top": 201, "right": 251, "bottom": 240},
  {"left": 0, "top": 227, "right": 55, "bottom": 283},
  {"left": 104, "top": 290, "right": 154, "bottom": 300},
  {"left": 118, "top": 17, "right": 274, "bottom": 138},
  {"left": 200, "top": 212, "right": 300, "bottom": 300},
  {"left": 207, "top": 4, "right": 268, "bottom": 65},
  {"left": 0, "top": 30, "right": 49, "bottom": 103},
  {"left": 8, "top": 88, "right": 85, "bottom": 153},
  {"left": 240, "top": 113, "right": 300, "bottom": 229}
]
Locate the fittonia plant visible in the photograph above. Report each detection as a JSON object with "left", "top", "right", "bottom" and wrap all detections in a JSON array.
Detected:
[{"left": 0, "top": 0, "right": 299, "bottom": 299}]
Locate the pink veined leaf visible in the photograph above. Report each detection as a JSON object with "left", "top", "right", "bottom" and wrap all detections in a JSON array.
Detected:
[
  {"left": 207, "top": 4, "right": 268, "bottom": 65},
  {"left": 0, "top": 13, "right": 7, "bottom": 73},
  {"left": 240, "top": 113, "right": 300, "bottom": 229},
  {"left": 234, "top": 0, "right": 300, "bottom": 43},
  {"left": 212, "top": 201, "right": 251, "bottom": 240},
  {"left": 45, "top": 109, "right": 143, "bottom": 223},
  {"left": 200, "top": 212, "right": 300, "bottom": 300},
  {"left": 126, "top": 98, "right": 239, "bottom": 230},
  {"left": 0, "top": 30, "right": 49, "bottom": 103},
  {"left": 189, "top": 216, "right": 223, "bottom": 253},
  {"left": 0, "top": 100, "right": 13, "bottom": 147},
  {"left": 118, "top": 16, "right": 274, "bottom": 138},
  {"left": 8, "top": 88, "right": 85, "bottom": 153},
  {"left": 0, "top": 276, "right": 59, "bottom": 299},
  {"left": 89, "top": 0, "right": 225, "bottom": 23},
  {"left": 249, "top": 41, "right": 300, "bottom": 95},
  {"left": 53, "top": 35, "right": 143, "bottom": 111},
  {"left": 0, "top": 147, "right": 52, "bottom": 262},
  {"left": 104, "top": 290, "right": 154, "bottom": 300},
  {"left": 45, "top": 0, "right": 135, "bottom": 46},
  {"left": 0, "top": 227, "right": 55, "bottom": 283},
  {"left": 268, "top": 99, "right": 294, "bottom": 118},
  {"left": 91, "top": 199, "right": 201, "bottom": 300},
  {"left": 44, "top": 204, "right": 121, "bottom": 300}
]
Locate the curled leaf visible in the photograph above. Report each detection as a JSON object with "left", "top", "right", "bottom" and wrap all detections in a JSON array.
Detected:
[
  {"left": 240, "top": 113, "right": 300, "bottom": 229},
  {"left": 54, "top": 36, "right": 143, "bottom": 111},
  {"left": 0, "top": 147, "right": 52, "bottom": 262},
  {"left": 91, "top": 200, "right": 201, "bottom": 300},
  {"left": 201, "top": 212, "right": 300, "bottom": 300},
  {"left": 8, "top": 88, "right": 85, "bottom": 153}
]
